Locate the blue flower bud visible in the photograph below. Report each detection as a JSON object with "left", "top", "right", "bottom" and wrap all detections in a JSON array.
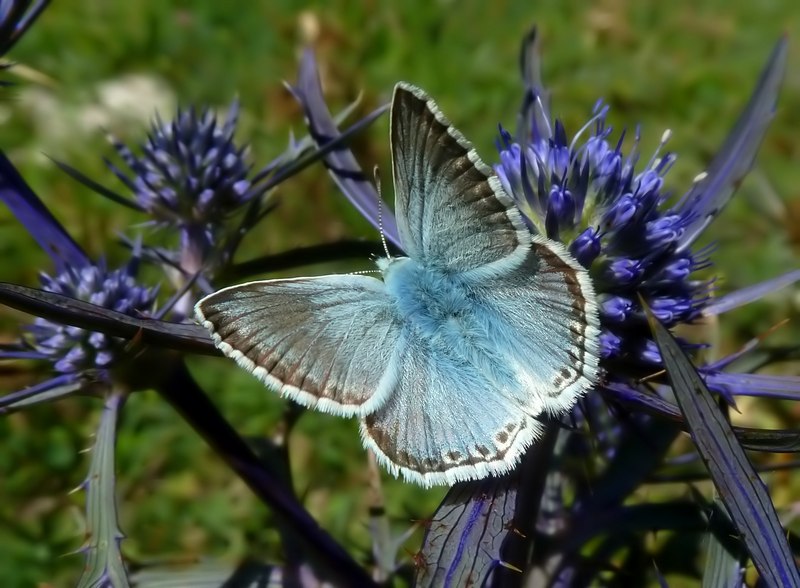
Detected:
[
  {"left": 645, "top": 215, "right": 684, "bottom": 249},
  {"left": 600, "top": 296, "right": 633, "bottom": 323},
  {"left": 599, "top": 330, "right": 622, "bottom": 358},
  {"left": 605, "top": 258, "right": 643, "bottom": 286},
  {"left": 569, "top": 228, "right": 601, "bottom": 267}
]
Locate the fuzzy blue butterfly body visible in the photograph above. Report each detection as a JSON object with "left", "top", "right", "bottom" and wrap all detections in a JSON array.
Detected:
[
  {"left": 196, "top": 83, "right": 601, "bottom": 486},
  {"left": 382, "top": 257, "right": 521, "bottom": 391}
]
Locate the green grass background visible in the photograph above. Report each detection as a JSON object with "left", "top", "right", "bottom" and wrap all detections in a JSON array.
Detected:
[{"left": 0, "top": 1, "right": 798, "bottom": 586}]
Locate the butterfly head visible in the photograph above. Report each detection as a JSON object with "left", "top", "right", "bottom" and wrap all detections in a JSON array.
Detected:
[{"left": 374, "top": 254, "right": 406, "bottom": 277}]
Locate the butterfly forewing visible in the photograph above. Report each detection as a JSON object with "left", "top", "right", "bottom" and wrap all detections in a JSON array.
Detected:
[
  {"left": 390, "top": 83, "right": 531, "bottom": 273},
  {"left": 196, "top": 276, "right": 402, "bottom": 417}
]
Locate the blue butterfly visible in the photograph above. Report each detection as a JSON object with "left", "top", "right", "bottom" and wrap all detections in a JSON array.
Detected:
[{"left": 195, "top": 83, "right": 600, "bottom": 487}]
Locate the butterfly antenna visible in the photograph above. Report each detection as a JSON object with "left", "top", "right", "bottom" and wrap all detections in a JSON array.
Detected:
[
  {"left": 350, "top": 269, "right": 381, "bottom": 275},
  {"left": 374, "top": 165, "right": 391, "bottom": 259}
]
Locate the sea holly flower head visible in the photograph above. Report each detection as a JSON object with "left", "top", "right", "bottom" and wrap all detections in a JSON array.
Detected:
[
  {"left": 495, "top": 104, "right": 710, "bottom": 369},
  {"left": 27, "top": 257, "right": 158, "bottom": 378},
  {"left": 107, "top": 101, "right": 253, "bottom": 228},
  {"left": 84, "top": 99, "right": 281, "bottom": 288},
  {"left": 71, "top": 87, "right": 388, "bottom": 288},
  {"left": 490, "top": 30, "right": 792, "bottom": 385},
  {"left": 0, "top": 150, "right": 161, "bottom": 406}
]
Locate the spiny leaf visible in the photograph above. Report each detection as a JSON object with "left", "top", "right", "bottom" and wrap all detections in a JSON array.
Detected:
[
  {"left": 643, "top": 300, "right": 800, "bottom": 587},
  {"left": 78, "top": 389, "right": 130, "bottom": 588},
  {"left": 675, "top": 37, "right": 787, "bottom": 252}
]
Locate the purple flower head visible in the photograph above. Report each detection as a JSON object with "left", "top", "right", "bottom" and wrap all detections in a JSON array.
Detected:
[
  {"left": 85, "top": 100, "right": 283, "bottom": 288},
  {"left": 0, "top": 149, "right": 160, "bottom": 405},
  {"left": 107, "top": 101, "right": 255, "bottom": 229},
  {"left": 27, "top": 257, "right": 158, "bottom": 379},
  {"left": 496, "top": 103, "right": 702, "bottom": 369}
]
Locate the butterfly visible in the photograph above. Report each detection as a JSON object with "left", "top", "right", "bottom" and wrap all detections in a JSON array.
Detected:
[{"left": 195, "top": 82, "right": 600, "bottom": 487}]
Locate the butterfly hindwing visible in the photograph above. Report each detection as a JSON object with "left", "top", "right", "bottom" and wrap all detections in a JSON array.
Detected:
[
  {"left": 390, "top": 83, "right": 531, "bottom": 273},
  {"left": 195, "top": 276, "right": 402, "bottom": 417},
  {"left": 465, "top": 235, "right": 601, "bottom": 414},
  {"left": 360, "top": 331, "right": 544, "bottom": 487}
]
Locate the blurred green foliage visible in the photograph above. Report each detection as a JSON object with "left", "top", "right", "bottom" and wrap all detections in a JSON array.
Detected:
[{"left": 0, "top": 1, "right": 798, "bottom": 586}]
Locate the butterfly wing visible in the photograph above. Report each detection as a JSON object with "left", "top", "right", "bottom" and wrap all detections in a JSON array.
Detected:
[
  {"left": 391, "top": 83, "right": 531, "bottom": 273},
  {"left": 360, "top": 331, "right": 544, "bottom": 487},
  {"left": 195, "top": 276, "right": 402, "bottom": 417},
  {"left": 467, "top": 235, "right": 601, "bottom": 415}
]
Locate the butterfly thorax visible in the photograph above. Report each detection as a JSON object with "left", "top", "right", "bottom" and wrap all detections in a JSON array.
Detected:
[
  {"left": 380, "top": 257, "right": 471, "bottom": 329},
  {"left": 380, "top": 256, "right": 516, "bottom": 386}
]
